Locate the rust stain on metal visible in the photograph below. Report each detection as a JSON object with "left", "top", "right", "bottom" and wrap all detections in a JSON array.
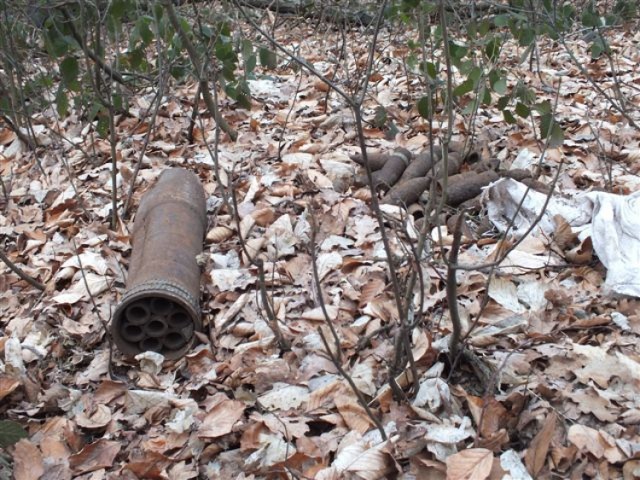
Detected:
[{"left": 112, "top": 168, "right": 207, "bottom": 359}]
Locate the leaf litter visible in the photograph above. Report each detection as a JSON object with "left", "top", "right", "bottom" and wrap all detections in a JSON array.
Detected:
[{"left": 1, "top": 12, "right": 640, "bottom": 480}]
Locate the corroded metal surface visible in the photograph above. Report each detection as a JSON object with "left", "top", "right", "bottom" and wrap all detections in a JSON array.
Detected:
[{"left": 112, "top": 168, "right": 207, "bottom": 359}]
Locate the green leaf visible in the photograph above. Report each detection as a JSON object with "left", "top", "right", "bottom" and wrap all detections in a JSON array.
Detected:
[
  {"left": 259, "top": 47, "right": 277, "bottom": 69},
  {"left": 0, "top": 420, "right": 28, "bottom": 448},
  {"left": 222, "top": 61, "right": 236, "bottom": 81},
  {"left": 372, "top": 106, "right": 387, "bottom": 128},
  {"left": 201, "top": 25, "right": 214, "bottom": 39},
  {"left": 515, "top": 102, "right": 530, "bottom": 117},
  {"left": 128, "top": 48, "right": 145, "bottom": 70},
  {"left": 406, "top": 53, "right": 418, "bottom": 71},
  {"left": 108, "top": 0, "right": 128, "bottom": 20},
  {"left": 477, "top": 19, "right": 491, "bottom": 36},
  {"left": 245, "top": 54, "right": 256, "bottom": 74},
  {"left": 138, "top": 17, "right": 154, "bottom": 45},
  {"left": 242, "top": 39, "right": 253, "bottom": 57},
  {"left": 489, "top": 69, "right": 505, "bottom": 92},
  {"left": 497, "top": 95, "right": 510, "bottom": 110},
  {"left": 44, "top": 25, "right": 70, "bottom": 59},
  {"left": 426, "top": 61, "right": 437, "bottom": 80},
  {"left": 97, "top": 115, "right": 109, "bottom": 138},
  {"left": 581, "top": 10, "right": 601, "bottom": 27},
  {"left": 481, "top": 87, "right": 492, "bottom": 105},
  {"left": 463, "top": 98, "right": 479, "bottom": 115},
  {"left": 225, "top": 84, "right": 238, "bottom": 100},
  {"left": 492, "top": 77, "right": 507, "bottom": 95},
  {"left": 60, "top": 57, "right": 79, "bottom": 91},
  {"left": 112, "top": 94, "right": 124, "bottom": 112},
  {"left": 534, "top": 100, "right": 551, "bottom": 114},
  {"left": 484, "top": 37, "right": 501, "bottom": 62},
  {"left": 56, "top": 84, "right": 68, "bottom": 117},
  {"left": 517, "top": 27, "right": 535, "bottom": 46},
  {"left": 448, "top": 41, "right": 468, "bottom": 66},
  {"left": 540, "top": 114, "right": 564, "bottom": 147},
  {"left": 549, "top": 123, "right": 564, "bottom": 147},
  {"left": 402, "top": 0, "right": 421, "bottom": 9},
  {"left": 453, "top": 78, "right": 474, "bottom": 97},
  {"left": 516, "top": 84, "right": 536, "bottom": 104},
  {"left": 590, "top": 39, "right": 605, "bottom": 58},
  {"left": 215, "top": 41, "right": 234, "bottom": 62},
  {"left": 493, "top": 14, "right": 510, "bottom": 27},
  {"left": 385, "top": 121, "right": 399, "bottom": 140},
  {"left": 468, "top": 66, "right": 483, "bottom": 83},
  {"left": 503, "top": 109, "right": 516, "bottom": 124},
  {"left": 237, "top": 93, "right": 252, "bottom": 110},
  {"left": 417, "top": 96, "right": 431, "bottom": 118}
]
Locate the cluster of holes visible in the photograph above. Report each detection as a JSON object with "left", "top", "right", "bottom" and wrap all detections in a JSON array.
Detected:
[{"left": 120, "top": 297, "right": 193, "bottom": 354}]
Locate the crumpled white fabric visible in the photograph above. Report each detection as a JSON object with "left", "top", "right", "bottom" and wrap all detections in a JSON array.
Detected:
[{"left": 481, "top": 178, "right": 640, "bottom": 298}]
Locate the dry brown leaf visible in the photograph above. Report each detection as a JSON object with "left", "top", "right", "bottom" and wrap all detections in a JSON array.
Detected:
[
  {"left": 446, "top": 448, "right": 493, "bottom": 480},
  {"left": 333, "top": 441, "right": 395, "bottom": 480},
  {"left": 123, "top": 450, "right": 171, "bottom": 478},
  {"left": 525, "top": 411, "right": 557, "bottom": 476},
  {"left": 334, "top": 394, "right": 374, "bottom": 434},
  {"left": 553, "top": 215, "right": 578, "bottom": 249},
  {"left": 76, "top": 404, "right": 112, "bottom": 430},
  {"left": 206, "top": 226, "right": 234, "bottom": 243},
  {"left": 358, "top": 276, "right": 386, "bottom": 308},
  {"left": 564, "top": 236, "right": 593, "bottom": 264},
  {"left": 0, "top": 374, "right": 21, "bottom": 400},
  {"left": 12, "top": 439, "right": 44, "bottom": 480},
  {"left": 568, "top": 424, "right": 624, "bottom": 463},
  {"left": 198, "top": 399, "right": 245, "bottom": 438},
  {"left": 307, "top": 379, "right": 343, "bottom": 411},
  {"left": 69, "top": 439, "right": 121, "bottom": 474},
  {"left": 623, "top": 459, "right": 640, "bottom": 480},
  {"left": 251, "top": 207, "right": 277, "bottom": 227}
]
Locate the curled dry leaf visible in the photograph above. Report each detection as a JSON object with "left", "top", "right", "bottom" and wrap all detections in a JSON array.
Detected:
[
  {"left": 553, "top": 215, "right": 578, "bottom": 250},
  {"left": 251, "top": 207, "right": 277, "bottom": 227},
  {"left": 332, "top": 440, "right": 395, "bottom": 480},
  {"left": 76, "top": 404, "right": 112, "bottom": 430},
  {"left": 565, "top": 237, "right": 593, "bottom": 264},
  {"left": 206, "top": 226, "right": 234, "bottom": 243}
]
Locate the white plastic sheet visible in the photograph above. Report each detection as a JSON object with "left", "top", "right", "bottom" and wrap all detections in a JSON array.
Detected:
[{"left": 482, "top": 178, "right": 640, "bottom": 297}]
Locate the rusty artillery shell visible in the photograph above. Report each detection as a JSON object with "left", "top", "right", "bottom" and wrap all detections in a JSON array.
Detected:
[
  {"left": 439, "top": 170, "right": 499, "bottom": 207},
  {"left": 112, "top": 168, "right": 207, "bottom": 359}
]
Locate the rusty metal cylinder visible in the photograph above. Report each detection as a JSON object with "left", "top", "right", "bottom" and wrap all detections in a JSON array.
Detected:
[{"left": 112, "top": 168, "right": 207, "bottom": 359}]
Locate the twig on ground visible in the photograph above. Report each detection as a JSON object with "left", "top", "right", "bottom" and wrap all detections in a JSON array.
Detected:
[
  {"left": 447, "top": 209, "right": 466, "bottom": 361},
  {"left": 308, "top": 208, "right": 342, "bottom": 363},
  {"left": 0, "top": 246, "right": 45, "bottom": 291}
]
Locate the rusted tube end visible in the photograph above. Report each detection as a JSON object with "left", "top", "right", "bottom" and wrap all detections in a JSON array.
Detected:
[
  {"left": 112, "top": 168, "right": 206, "bottom": 360},
  {"left": 112, "top": 281, "right": 201, "bottom": 359}
]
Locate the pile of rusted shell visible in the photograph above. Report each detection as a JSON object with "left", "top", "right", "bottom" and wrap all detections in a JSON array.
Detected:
[{"left": 349, "top": 144, "right": 543, "bottom": 208}]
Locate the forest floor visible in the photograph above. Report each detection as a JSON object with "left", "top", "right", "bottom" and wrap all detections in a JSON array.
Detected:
[{"left": 2, "top": 9, "right": 640, "bottom": 480}]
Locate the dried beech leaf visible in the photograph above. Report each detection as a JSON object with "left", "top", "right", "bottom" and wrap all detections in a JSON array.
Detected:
[
  {"left": 525, "top": 412, "right": 557, "bottom": 476},
  {"left": 206, "top": 226, "right": 234, "bottom": 243},
  {"left": 446, "top": 448, "right": 493, "bottom": 480}
]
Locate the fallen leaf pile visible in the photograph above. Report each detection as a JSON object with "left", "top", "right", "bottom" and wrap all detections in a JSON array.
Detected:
[{"left": 1, "top": 9, "right": 640, "bottom": 480}]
